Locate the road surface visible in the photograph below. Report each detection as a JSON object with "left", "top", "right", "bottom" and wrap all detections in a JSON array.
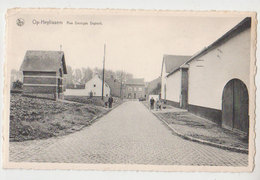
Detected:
[{"left": 9, "top": 101, "right": 248, "bottom": 166}]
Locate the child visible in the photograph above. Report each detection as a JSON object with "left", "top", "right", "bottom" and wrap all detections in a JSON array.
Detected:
[{"left": 156, "top": 99, "right": 162, "bottom": 111}]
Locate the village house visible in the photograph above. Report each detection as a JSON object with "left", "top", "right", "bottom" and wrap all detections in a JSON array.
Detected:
[
  {"left": 160, "top": 55, "right": 191, "bottom": 108},
  {"left": 85, "top": 74, "right": 110, "bottom": 97},
  {"left": 161, "top": 17, "right": 251, "bottom": 134},
  {"left": 105, "top": 76, "right": 122, "bottom": 97},
  {"left": 64, "top": 73, "right": 110, "bottom": 97},
  {"left": 124, "top": 78, "right": 146, "bottom": 99},
  {"left": 20, "top": 50, "right": 67, "bottom": 100}
]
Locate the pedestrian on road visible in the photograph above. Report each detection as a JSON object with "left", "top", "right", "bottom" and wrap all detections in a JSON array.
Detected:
[
  {"left": 108, "top": 95, "right": 113, "bottom": 108},
  {"left": 156, "top": 99, "right": 161, "bottom": 111},
  {"left": 150, "top": 97, "right": 155, "bottom": 110}
]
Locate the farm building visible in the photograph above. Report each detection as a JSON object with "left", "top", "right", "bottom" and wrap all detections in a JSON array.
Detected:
[
  {"left": 20, "top": 50, "right": 67, "bottom": 100},
  {"left": 123, "top": 78, "right": 146, "bottom": 99},
  {"left": 64, "top": 74, "right": 110, "bottom": 97},
  {"left": 160, "top": 55, "right": 191, "bottom": 108},
  {"left": 105, "top": 76, "right": 122, "bottom": 97},
  {"left": 162, "top": 17, "right": 251, "bottom": 134}
]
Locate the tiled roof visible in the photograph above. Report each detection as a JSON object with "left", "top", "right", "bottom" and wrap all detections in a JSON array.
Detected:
[
  {"left": 125, "top": 78, "right": 145, "bottom": 85},
  {"left": 20, "top": 50, "right": 67, "bottom": 74},
  {"left": 162, "top": 55, "right": 191, "bottom": 74},
  {"left": 185, "top": 17, "right": 251, "bottom": 65}
]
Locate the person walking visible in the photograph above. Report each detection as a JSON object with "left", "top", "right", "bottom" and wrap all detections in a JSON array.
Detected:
[
  {"left": 108, "top": 95, "right": 114, "bottom": 108},
  {"left": 156, "top": 99, "right": 162, "bottom": 111},
  {"left": 150, "top": 97, "right": 155, "bottom": 110}
]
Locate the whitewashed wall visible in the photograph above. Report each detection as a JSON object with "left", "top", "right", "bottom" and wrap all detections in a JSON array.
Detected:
[
  {"left": 188, "top": 28, "right": 251, "bottom": 110},
  {"left": 161, "top": 62, "right": 167, "bottom": 99},
  {"left": 85, "top": 76, "right": 110, "bottom": 97},
  {"left": 64, "top": 89, "right": 88, "bottom": 96},
  {"left": 166, "top": 70, "right": 181, "bottom": 103}
]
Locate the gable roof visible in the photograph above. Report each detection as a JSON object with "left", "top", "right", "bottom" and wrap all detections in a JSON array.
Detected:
[
  {"left": 166, "top": 17, "right": 251, "bottom": 78},
  {"left": 86, "top": 74, "right": 110, "bottom": 88},
  {"left": 125, "top": 78, "right": 145, "bottom": 85},
  {"left": 20, "top": 50, "right": 67, "bottom": 74},
  {"left": 184, "top": 17, "right": 251, "bottom": 66},
  {"left": 161, "top": 55, "right": 191, "bottom": 76}
]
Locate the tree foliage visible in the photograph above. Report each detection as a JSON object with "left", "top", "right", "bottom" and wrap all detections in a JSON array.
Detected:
[
  {"left": 65, "top": 66, "right": 133, "bottom": 87},
  {"left": 12, "top": 80, "right": 23, "bottom": 89}
]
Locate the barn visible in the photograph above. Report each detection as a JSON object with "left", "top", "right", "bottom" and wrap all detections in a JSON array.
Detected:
[
  {"left": 162, "top": 17, "right": 252, "bottom": 134},
  {"left": 20, "top": 50, "right": 67, "bottom": 100},
  {"left": 160, "top": 55, "right": 191, "bottom": 108}
]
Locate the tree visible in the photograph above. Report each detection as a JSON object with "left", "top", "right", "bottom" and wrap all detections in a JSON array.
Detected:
[
  {"left": 12, "top": 80, "right": 23, "bottom": 89},
  {"left": 66, "top": 65, "right": 74, "bottom": 85},
  {"left": 74, "top": 68, "right": 82, "bottom": 83},
  {"left": 81, "top": 67, "right": 93, "bottom": 84}
]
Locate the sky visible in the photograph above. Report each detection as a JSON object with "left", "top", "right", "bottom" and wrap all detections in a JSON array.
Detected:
[{"left": 6, "top": 10, "right": 246, "bottom": 81}]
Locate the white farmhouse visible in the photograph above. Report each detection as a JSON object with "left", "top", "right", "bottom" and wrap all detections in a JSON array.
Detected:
[
  {"left": 85, "top": 74, "right": 110, "bottom": 97},
  {"left": 161, "top": 17, "right": 252, "bottom": 134},
  {"left": 64, "top": 74, "right": 110, "bottom": 97}
]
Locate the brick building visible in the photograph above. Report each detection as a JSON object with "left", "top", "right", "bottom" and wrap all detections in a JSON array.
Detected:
[{"left": 123, "top": 78, "right": 146, "bottom": 99}]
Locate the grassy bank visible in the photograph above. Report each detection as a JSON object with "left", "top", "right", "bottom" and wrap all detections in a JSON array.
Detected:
[
  {"left": 64, "top": 95, "right": 122, "bottom": 107},
  {"left": 9, "top": 94, "right": 108, "bottom": 142}
]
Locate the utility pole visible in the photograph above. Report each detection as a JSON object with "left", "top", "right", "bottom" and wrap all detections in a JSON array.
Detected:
[
  {"left": 101, "top": 44, "right": 106, "bottom": 100},
  {"left": 119, "top": 71, "right": 123, "bottom": 99}
]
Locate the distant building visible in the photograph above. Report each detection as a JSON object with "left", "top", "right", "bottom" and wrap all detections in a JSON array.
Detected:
[
  {"left": 105, "top": 76, "right": 122, "bottom": 97},
  {"left": 64, "top": 74, "right": 110, "bottom": 97},
  {"left": 124, "top": 78, "right": 146, "bottom": 99},
  {"left": 85, "top": 74, "right": 110, "bottom": 97},
  {"left": 20, "top": 50, "right": 67, "bottom": 100},
  {"left": 161, "top": 17, "right": 251, "bottom": 134}
]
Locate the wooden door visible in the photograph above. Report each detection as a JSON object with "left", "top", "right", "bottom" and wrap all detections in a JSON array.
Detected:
[
  {"left": 222, "top": 79, "right": 249, "bottom": 134},
  {"left": 233, "top": 80, "right": 249, "bottom": 133},
  {"left": 180, "top": 68, "right": 189, "bottom": 109}
]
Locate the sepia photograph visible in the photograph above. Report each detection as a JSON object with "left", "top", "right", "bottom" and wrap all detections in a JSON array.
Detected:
[{"left": 2, "top": 9, "right": 256, "bottom": 172}]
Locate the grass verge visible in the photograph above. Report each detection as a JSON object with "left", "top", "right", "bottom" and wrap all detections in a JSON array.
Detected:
[{"left": 9, "top": 94, "right": 108, "bottom": 142}]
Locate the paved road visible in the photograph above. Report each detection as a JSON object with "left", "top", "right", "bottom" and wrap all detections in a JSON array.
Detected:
[{"left": 9, "top": 101, "right": 248, "bottom": 166}]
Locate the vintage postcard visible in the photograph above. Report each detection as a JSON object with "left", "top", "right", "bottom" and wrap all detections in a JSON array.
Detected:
[{"left": 2, "top": 9, "right": 257, "bottom": 172}]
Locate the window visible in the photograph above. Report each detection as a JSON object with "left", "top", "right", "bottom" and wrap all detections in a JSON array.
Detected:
[
  {"left": 134, "top": 87, "right": 137, "bottom": 91},
  {"left": 139, "top": 87, "right": 142, "bottom": 91},
  {"left": 93, "top": 84, "right": 96, "bottom": 87},
  {"left": 128, "top": 87, "right": 132, "bottom": 91}
]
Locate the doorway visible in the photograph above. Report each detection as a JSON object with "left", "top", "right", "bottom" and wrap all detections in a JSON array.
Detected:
[{"left": 222, "top": 79, "right": 249, "bottom": 134}]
